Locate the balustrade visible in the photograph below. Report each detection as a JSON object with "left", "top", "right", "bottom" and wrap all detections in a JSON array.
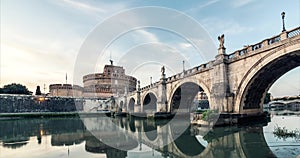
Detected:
[{"left": 287, "top": 26, "right": 300, "bottom": 38}]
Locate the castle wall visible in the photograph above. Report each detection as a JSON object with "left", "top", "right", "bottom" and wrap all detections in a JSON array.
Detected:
[
  {"left": 82, "top": 64, "right": 137, "bottom": 98},
  {"left": 49, "top": 84, "right": 83, "bottom": 97}
]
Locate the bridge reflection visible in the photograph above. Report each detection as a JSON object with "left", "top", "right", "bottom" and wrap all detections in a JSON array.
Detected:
[{"left": 0, "top": 117, "right": 276, "bottom": 157}]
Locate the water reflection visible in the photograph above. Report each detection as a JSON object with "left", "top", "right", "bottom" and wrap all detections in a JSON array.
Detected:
[
  {"left": 0, "top": 115, "right": 299, "bottom": 158},
  {"left": 85, "top": 133, "right": 128, "bottom": 157}
]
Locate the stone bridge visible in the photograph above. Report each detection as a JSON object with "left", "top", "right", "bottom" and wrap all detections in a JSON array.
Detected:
[{"left": 116, "top": 26, "right": 300, "bottom": 116}]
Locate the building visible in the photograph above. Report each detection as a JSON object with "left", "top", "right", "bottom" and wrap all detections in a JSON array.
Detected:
[
  {"left": 49, "top": 84, "right": 83, "bottom": 97},
  {"left": 83, "top": 61, "right": 137, "bottom": 98},
  {"left": 48, "top": 61, "right": 137, "bottom": 98},
  {"left": 196, "top": 91, "right": 208, "bottom": 100}
]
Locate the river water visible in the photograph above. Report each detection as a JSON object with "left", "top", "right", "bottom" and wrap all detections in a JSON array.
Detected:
[{"left": 0, "top": 110, "right": 299, "bottom": 158}]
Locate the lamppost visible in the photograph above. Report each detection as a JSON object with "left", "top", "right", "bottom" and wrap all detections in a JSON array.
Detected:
[{"left": 281, "top": 12, "right": 286, "bottom": 32}]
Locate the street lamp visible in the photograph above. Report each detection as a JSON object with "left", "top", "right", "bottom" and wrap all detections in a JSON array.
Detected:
[{"left": 281, "top": 12, "right": 286, "bottom": 32}]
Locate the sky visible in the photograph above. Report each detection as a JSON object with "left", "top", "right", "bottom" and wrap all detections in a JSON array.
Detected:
[{"left": 0, "top": 0, "right": 299, "bottom": 97}]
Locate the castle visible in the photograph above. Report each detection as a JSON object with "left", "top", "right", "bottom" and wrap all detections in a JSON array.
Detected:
[{"left": 49, "top": 61, "right": 137, "bottom": 98}]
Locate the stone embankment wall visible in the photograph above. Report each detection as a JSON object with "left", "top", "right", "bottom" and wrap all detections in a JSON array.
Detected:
[{"left": 0, "top": 95, "right": 83, "bottom": 113}]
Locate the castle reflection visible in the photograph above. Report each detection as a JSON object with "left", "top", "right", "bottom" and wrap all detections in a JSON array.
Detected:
[{"left": 0, "top": 116, "right": 276, "bottom": 158}]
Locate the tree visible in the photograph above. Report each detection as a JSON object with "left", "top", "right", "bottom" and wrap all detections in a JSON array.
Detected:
[
  {"left": 35, "top": 86, "right": 42, "bottom": 95},
  {"left": 0, "top": 83, "right": 32, "bottom": 95}
]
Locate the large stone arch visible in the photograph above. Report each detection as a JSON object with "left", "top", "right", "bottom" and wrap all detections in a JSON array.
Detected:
[
  {"left": 235, "top": 42, "right": 300, "bottom": 113},
  {"left": 141, "top": 90, "right": 158, "bottom": 105},
  {"left": 168, "top": 78, "right": 211, "bottom": 113},
  {"left": 142, "top": 92, "right": 158, "bottom": 114}
]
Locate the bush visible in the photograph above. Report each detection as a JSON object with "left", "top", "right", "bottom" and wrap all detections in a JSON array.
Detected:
[
  {"left": 273, "top": 125, "right": 300, "bottom": 140},
  {"left": 201, "top": 109, "right": 218, "bottom": 121},
  {"left": 0, "top": 83, "right": 32, "bottom": 95}
]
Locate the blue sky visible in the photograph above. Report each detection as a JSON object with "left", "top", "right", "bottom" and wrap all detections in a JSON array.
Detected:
[{"left": 0, "top": 0, "right": 299, "bottom": 97}]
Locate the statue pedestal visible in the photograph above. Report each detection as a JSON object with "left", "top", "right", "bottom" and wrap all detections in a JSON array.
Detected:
[{"left": 218, "top": 47, "right": 226, "bottom": 55}]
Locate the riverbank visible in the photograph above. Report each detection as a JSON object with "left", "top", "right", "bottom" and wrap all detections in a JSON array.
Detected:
[
  {"left": 191, "top": 111, "right": 271, "bottom": 126},
  {"left": 0, "top": 112, "right": 112, "bottom": 119}
]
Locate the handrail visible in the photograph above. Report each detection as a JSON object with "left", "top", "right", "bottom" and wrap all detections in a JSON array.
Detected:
[
  {"left": 227, "top": 26, "right": 300, "bottom": 60},
  {"left": 287, "top": 26, "right": 300, "bottom": 38}
]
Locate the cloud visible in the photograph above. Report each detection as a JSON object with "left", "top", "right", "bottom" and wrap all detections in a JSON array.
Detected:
[
  {"left": 201, "top": 18, "right": 253, "bottom": 36},
  {"left": 116, "top": 43, "right": 188, "bottom": 86},
  {"left": 186, "top": 0, "right": 220, "bottom": 13},
  {"left": 57, "top": 0, "right": 128, "bottom": 17},
  {"left": 93, "top": 29, "right": 161, "bottom": 75},
  {"left": 231, "top": 0, "right": 255, "bottom": 8},
  {"left": 135, "top": 30, "right": 159, "bottom": 43},
  {"left": 62, "top": 0, "right": 106, "bottom": 13},
  {"left": 0, "top": 43, "right": 74, "bottom": 92},
  {"left": 179, "top": 42, "right": 192, "bottom": 49},
  {"left": 0, "top": 27, "right": 84, "bottom": 91}
]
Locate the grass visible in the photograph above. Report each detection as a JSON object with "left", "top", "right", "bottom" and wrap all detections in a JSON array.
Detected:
[
  {"left": 201, "top": 109, "right": 219, "bottom": 121},
  {"left": 273, "top": 125, "right": 300, "bottom": 140}
]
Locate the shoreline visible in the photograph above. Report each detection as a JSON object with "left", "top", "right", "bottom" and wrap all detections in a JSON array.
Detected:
[{"left": 0, "top": 112, "right": 112, "bottom": 119}]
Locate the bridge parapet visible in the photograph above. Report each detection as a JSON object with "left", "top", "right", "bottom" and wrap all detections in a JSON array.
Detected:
[
  {"left": 125, "top": 58, "right": 214, "bottom": 102},
  {"left": 226, "top": 26, "right": 300, "bottom": 61},
  {"left": 287, "top": 26, "right": 300, "bottom": 38},
  {"left": 127, "top": 58, "right": 215, "bottom": 94},
  {"left": 140, "top": 81, "right": 160, "bottom": 92},
  {"left": 165, "top": 61, "right": 213, "bottom": 84}
]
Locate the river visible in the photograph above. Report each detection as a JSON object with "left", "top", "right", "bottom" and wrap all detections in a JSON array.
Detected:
[{"left": 0, "top": 110, "right": 299, "bottom": 158}]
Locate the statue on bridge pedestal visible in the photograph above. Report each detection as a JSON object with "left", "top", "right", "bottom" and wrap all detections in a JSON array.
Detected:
[
  {"left": 137, "top": 80, "right": 140, "bottom": 90},
  {"left": 161, "top": 66, "right": 166, "bottom": 79},
  {"left": 161, "top": 66, "right": 165, "bottom": 74},
  {"left": 218, "top": 34, "right": 225, "bottom": 49},
  {"left": 217, "top": 34, "right": 226, "bottom": 55}
]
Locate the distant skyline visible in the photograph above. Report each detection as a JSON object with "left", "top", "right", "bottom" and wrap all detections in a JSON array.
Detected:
[{"left": 1, "top": 0, "right": 299, "bottom": 97}]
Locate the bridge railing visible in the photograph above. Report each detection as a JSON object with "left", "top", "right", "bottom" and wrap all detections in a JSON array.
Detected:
[
  {"left": 227, "top": 26, "right": 300, "bottom": 60},
  {"left": 251, "top": 42, "right": 262, "bottom": 51},
  {"left": 268, "top": 35, "right": 281, "bottom": 45},
  {"left": 164, "top": 61, "right": 213, "bottom": 83},
  {"left": 287, "top": 26, "right": 300, "bottom": 38},
  {"left": 140, "top": 81, "right": 160, "bottom": 92}
]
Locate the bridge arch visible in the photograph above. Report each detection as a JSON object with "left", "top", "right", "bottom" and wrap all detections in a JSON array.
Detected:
[
  {"left": 235, "top": 43, "right": 300, "bottom": 113},
  {"left": 168, "top": 78, "right": 211, "bottom": 113},
  {"left": 142, "top": 92, "right": 158, "bottom": 114},
  {"left": 128, "top": 98, "right": 135, "bottom": 113}
]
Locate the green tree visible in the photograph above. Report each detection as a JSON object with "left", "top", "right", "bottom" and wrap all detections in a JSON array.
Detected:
[
  {"left": 264, "top": 92, "right": 271, "bottom": 104},
  {"left": 0, "top": 83, "right": 32, "bottom": 95},
  {"left": 35, "top": 86, "right": 42, "bottom": 95}
]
